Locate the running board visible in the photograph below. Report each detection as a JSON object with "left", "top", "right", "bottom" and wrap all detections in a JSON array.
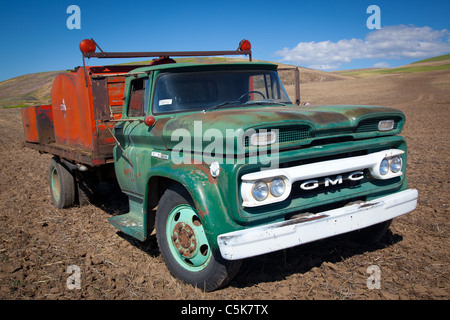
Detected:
[
  {"left": 108, "top": 194, "right": 147, "bottom": 241},
  {"left": 108, "top": 213, "right": 146, "bottom": 241}
]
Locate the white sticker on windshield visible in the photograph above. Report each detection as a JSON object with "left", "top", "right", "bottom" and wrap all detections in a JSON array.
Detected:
[{"left": 159, "top": 99, "right": 173, "bottom": 106}]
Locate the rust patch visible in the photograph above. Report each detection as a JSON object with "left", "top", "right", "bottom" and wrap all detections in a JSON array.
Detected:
[
  {"left": 359, "top": 202, "right": 379, "bottom": 209},
  {"left": 172, "top": 222, "right": 197, "bottom": 257},
  {"left": 279, "top": 214, "right": 329, "bottom": 227},
  {"left": 196, "top": 208, "right": 209, "bottom": 219},
  {"left": 123, "top": 167, "right": 133, "bottom": 177}
]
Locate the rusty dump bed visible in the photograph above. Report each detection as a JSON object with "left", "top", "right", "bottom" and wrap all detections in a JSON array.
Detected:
[{"left": 21, "top": 65, "right": 139, "bottom": 166}]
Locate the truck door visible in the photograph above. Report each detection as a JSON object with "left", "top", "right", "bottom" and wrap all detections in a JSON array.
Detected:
[{"left": 114, "top": 75, "right": 151, "bottom": 197}]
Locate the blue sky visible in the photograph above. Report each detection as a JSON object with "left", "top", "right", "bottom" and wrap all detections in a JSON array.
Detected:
[{"left": 0, "top": 0, "right": 449, "bottom": 81}]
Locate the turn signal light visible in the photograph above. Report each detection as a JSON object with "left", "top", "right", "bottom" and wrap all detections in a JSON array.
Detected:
[
  {"left": 378, "top": 120, "right": 394, "bottom": 131},
  {"left": 144, "top": 115, "right": 156, "bottom": 127}
]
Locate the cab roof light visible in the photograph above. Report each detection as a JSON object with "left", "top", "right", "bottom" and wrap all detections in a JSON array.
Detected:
[{"left": 238, "top": 39, "right": 252, "bottom": 51}]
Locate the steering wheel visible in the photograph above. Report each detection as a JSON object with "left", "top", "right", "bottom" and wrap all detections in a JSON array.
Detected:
[{"left": 238, "top": 90, "right": 266, "bottom": 102}]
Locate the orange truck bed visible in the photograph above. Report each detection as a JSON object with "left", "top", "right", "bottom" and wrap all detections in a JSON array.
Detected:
[{"left": 21, "top": 65, "right": 137, "bottom": 166}]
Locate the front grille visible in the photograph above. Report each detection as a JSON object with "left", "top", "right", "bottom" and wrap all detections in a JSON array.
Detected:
[
  {"left": 244, "top": 117, "right": 402, "bottom": 148},
  {"left": 278, "top": 125, "right": 313, "bottom": 142}
]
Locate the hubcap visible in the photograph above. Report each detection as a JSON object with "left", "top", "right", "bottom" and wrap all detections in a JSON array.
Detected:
[{"left": 166, "top": 205, "right": 211, "bottom": 271}]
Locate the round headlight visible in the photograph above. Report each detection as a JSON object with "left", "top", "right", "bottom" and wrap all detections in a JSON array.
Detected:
[
  {"left": 380, "top": 159, "right": 389, "bottom": 175},
  {"left": 270, "top": 178, "right": 286, "bottom": 197},
  {"left": 252, "top": 181, "right": 268, "bottom": 201},
  {"left": 390, "top": 156, "right": 402, "bottom": 173}
]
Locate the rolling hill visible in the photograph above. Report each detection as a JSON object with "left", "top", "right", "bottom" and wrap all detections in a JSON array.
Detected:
[
  {"left": 332, "top": 53, "right": 450, "bottom": 78},
  {"left": 0, "top": 57, "right": 350, "bottom": 108}
]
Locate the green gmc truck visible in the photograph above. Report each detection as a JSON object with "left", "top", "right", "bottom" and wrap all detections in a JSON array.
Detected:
[{"left": 22, "top": 39, "right": 418, "bottom": 291}]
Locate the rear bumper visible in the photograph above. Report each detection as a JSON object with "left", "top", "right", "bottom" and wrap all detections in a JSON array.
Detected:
[{"left": 217, "top": 189, "right": 418, "bottom": 260}]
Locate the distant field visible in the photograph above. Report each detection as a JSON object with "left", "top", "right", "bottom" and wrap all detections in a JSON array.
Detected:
[
  {"left": 340, "top": 63, "right": 450, "bottom": 77},
  {"left": 412, "top": 53, "right": 450, "bottom": 64}
]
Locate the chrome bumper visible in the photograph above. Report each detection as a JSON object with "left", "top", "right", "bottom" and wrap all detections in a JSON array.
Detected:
[{"left": 218, "top": 189, "right": 418, "bottom": 260}]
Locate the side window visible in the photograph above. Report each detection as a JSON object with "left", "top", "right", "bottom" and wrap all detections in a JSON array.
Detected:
[{"left": 128, "top": 78, "right": 149, "bottom": 117}]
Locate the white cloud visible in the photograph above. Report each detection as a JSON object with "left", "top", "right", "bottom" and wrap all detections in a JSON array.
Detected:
[
  {"left": 372, "top": 62, "right": 390, "bottom": 68},
  {"left": 275, "top": 25, "right": 450, "bottom": 70},
  {"left": 308, "top": 64, "right": 339, "bottom": 70}
]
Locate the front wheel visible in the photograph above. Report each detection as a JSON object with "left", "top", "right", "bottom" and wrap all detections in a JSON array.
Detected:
[
  {"left": 156, "top": 184, "right": 241, "bottom": 291},
  {"left": 349, "top": 219, "right": 392, "bottom": 244}
]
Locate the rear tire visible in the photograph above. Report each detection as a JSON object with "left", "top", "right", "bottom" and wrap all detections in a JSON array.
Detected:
[
  {"left": 76, "top": 171, "right": 98, "bottom": 206},
  {"left": 156, "top": 184, "right": 241, "bottom": 291},
  {"left": 49, "top": 157, "right": 76, "bottom": 209}
]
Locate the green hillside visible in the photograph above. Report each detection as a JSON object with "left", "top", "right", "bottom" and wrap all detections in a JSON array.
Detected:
[
  {"left": 0, "top": 71, "right": 63, "bottom": 108},
  {"left": 340, "top": 63, "right": 450, "bottom": 77},
  {"left": 412, "top": 53, "right": 450, "bottom": 64},
  {"left": 338, "top": 53, "right": 450, "bottom": 77}
]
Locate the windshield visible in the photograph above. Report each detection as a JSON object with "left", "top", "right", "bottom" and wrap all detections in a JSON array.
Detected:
[{"left": 152, "top": 69, "right": 291, "bottom": 114}]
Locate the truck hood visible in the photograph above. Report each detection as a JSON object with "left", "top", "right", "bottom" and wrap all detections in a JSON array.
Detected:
[{"left": 159, "top": 105, "right": 405, "bottom": 153}]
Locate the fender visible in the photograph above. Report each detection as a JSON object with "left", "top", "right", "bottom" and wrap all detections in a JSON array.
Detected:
[{"left": 144, "top": 160, "right": 241, "bottom": 249}]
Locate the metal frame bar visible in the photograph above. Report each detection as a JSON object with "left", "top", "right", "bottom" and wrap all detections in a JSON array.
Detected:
[
  {"left": 83, "top": 50, "right": 252, "bottom": 61},
  {"left": 23, "top": 141, "right": 113, "bottom": 166},
  {"left": 81, "top": 43, "right": 252, "bottom": 87}
]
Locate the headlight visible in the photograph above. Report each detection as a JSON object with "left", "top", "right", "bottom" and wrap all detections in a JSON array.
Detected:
[
  {"left": 390, "top": 156, "right": 402, "bottom": 173},
  {"left": 270, "top": 178, "right": 286, "bottom": 197},
  {"left": 252, "top": 181, "right": 268, "bottom": 201},
  {"left": 379, "top": 159, "right": 389, "bottom": 175}
]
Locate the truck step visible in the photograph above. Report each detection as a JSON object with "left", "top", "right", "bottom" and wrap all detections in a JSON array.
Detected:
[{"left": 108, "top": 213, "right": 145, "bottom": 242}]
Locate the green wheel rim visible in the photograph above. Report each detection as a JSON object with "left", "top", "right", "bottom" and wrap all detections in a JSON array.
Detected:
[
  {"left": 51, "top": 168, "right": 61, "bottom": 203},
  {"left": 166, "top": 204, "right": 212, "bottom": 272}
]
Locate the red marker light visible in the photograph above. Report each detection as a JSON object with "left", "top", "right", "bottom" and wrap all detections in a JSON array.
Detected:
[
  {"left": 144, "top": 115, "right": 156, "bottom": 127},
  {"left": 80, "top": 39, "right": 96, "bottom": 53},
  {"left": 239, "top": 39, "right": 251, "bottom": 51}
]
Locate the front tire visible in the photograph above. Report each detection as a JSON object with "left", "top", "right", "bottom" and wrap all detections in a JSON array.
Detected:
[
  {"left": 156, "top": 184, "right": 241, "bottom": 291},
  {"left": 349, "top": 219, "right": 392, "bottom": 244}
]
